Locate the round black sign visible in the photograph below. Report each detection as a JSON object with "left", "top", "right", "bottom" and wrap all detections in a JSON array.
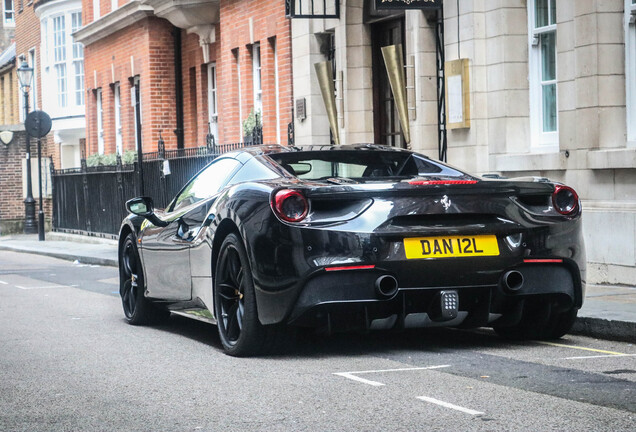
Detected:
[{"left": 25, "top": 110, "right": 52, "bottom": 139}]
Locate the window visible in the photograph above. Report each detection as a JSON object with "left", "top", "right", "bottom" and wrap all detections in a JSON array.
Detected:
[
  {"left": 28, "top": 49, "right": 37, "bottom": 111},
  {"left": 528, "top": 0, "right": 558, "bottom": 149},
  {"left": 207, "top": 63, "right": 218, "bottom": 144},
  {"left": 132, "top": 76, "right": 141, "bottom": 152},
  {"left": 272, "top": 38, "right": 281, "bottom": 144},
  {"left": 171, "top": 158, "right": 241, "bottom": 212},
  {"left": 96, "top": 88, "right": 104, "bottom": 154},
  {"left": 252, "top": 43, "right": 262, "bottom": 115},
  {"left": 53, "top": 15, "right": 67, "bottom": 108},
  {"left": 40, "top": 10, "right": 84, "bottom": 116},
  {"left": 3, "top": 0, "right": 14, "bottom": 26},
  {"left": 114, "top": 83, "right": 122, "bottom": 155},
  {"left": 111, "top": 0, "right": 117, "bottom": 13},
  {"left": 93, "top": 0, "right": 100, "bottom": 20},
  {"left": 71, "top": 12, "right": 84, "bottom": 106},
  {"left": 234, "top": 49, "right": 242, "bottom": 137},
  {"left": 18, "top": 55, "right": 25, "bottom": 122},
  {"left": 626, "top": 0, "right": 636, "bottom": 146}
]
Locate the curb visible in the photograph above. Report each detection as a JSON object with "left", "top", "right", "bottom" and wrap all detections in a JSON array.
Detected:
[
  {"left": 571, "top": 317, "right": 636, "bottom": 344},
  {"left": 0, "top": 245, "right": 118, "bottom": 267}
]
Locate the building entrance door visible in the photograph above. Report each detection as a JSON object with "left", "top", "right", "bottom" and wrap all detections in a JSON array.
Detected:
[{"left": 372, "top": 18, "right": 405, "bottom": 148}]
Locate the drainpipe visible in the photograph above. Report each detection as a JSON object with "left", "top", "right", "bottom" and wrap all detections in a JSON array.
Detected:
[{"left": 173, "top": 26, "right": 185, "bottom": 150}]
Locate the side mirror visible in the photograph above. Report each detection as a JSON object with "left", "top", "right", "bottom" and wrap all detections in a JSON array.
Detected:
[
  {"left": 126, "top": 196, "right": 153, "bottom": 216},
  {"left": 125, "top": 197, "right": 168, "bottom": 227}
]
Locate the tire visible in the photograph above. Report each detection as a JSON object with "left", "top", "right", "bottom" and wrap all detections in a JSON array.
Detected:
[
  {"left": 119, "top": 233, "right": 168, "bottom": 325},
  {"left": 494, "top": 298, "right": 578, "bottom": 341},
  {"left": 214, "top": 233, "right": 285, "bottom": 356}
]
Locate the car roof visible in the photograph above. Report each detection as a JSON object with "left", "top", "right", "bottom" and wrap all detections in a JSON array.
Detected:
[{"left": 237, "top": 143, "right": 417, "bottom": 158}]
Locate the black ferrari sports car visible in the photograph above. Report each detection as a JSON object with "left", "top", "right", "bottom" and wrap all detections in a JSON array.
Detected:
[{"left": 119, "top": 144, "right": 585, "bottom": 356}]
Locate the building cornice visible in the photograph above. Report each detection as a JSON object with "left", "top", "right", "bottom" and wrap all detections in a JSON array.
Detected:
[
  {"left": 142, "top": 0, "right": 220, "bottom": 28},
  {"left": 73, "top": 1, "right": 155, "bottom": 46}
]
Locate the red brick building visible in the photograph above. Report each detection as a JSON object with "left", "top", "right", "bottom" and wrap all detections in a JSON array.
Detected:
[
  {"left": 2, "top": 0, "right": 55, "bottom": 234},
  {"left": 74, "top": 0, "right": 293, "bottom": 156}
]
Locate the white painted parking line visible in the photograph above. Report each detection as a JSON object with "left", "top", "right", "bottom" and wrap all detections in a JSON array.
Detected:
[
  {"left": 563, "top": 354, "right": 636, "bottom": 360},
  {"left": 0, "top": 280, "right": 7, "bottom": 284},
  {"left": 333, "top": 365, "right": 451, "bottom": 387},
  {"left": 416, "top": 396, "right": 484, "bottom": 416},
  {"left": 333, "top": 372, "right": 385, "bottom": 387}
]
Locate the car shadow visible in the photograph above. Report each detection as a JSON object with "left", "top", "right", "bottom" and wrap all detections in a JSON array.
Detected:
[{"left": 144, "top": 313, "right": 534, "bottom": 358}]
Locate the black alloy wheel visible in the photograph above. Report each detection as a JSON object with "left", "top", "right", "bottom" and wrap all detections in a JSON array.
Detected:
[
  {"left": 119, "top": 233, "right": 167, "bottom": 325},
  {"left": 214, "top": 233, "right": 267, "bottom": 356}
]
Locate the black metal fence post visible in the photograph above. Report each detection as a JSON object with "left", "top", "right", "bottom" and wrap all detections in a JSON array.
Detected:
[
  {"left": 49, "top": 160, "right": 56, "bottom": 231},
  {"left": 116, "top": 154, "right": 124, "bottom": 220},
  {"left": 81, "top": 159, "right": 91, "bottom": 233}
]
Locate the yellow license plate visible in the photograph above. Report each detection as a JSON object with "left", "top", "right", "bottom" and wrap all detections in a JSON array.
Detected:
[{"left": 404, "top": 235, "right": 499, "bottom": 259}]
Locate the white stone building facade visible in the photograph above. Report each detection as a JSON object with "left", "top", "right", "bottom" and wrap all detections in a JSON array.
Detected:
[{"left": 291, "top": 0, "right": 636, "bottom": 285}]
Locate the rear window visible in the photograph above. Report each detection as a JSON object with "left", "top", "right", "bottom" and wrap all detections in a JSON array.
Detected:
[{"left": 269, "top": 150, "right": 467, "bottom": 180}]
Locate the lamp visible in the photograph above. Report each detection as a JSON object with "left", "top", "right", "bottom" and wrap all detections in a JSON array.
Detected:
[
  {"left": 17, "top": 61, "right": 33, "bottom": 91},
  {"left": 17, "top": 61, "right": 37, "bottom": 234}
]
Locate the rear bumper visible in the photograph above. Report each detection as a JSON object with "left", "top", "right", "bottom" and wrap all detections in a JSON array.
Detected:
[
  {"left": 285, "top": 261, "right": 582, "bottom": 330},
  {"left": 249, "top": 215, "right": 585, "bottom": 326}
]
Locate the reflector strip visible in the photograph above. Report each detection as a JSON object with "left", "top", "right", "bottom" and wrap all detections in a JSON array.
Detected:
[
  {"left": 325, "top": 265, "right": 376, "bottom": 272},
  {"left": 523, "top": 259, "right": 563, "bottom": 263},
  {"left": 408, "top": 180, "right": 478, "bottom": 185}
]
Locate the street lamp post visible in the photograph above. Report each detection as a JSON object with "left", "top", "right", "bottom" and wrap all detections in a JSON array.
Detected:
[{"left": 17, "top": 61, "right": 36, "bottom": 235}]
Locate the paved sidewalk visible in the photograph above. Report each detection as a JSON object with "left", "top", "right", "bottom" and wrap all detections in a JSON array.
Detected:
[{"left": 1, "top": 232, "right": 634, "bottom": 342}]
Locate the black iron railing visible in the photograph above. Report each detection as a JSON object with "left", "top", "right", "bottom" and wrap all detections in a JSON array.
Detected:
[{"left": 51, "top": 141, "right": 260, "bottom": 237}]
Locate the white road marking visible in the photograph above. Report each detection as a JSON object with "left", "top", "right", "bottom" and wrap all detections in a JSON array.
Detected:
[
  {"left": 14, "top": 284, "right": 78, "bottom": 290},
  {"left": 0, "top": 280, "right": 8, "bottom": 285},
  {"left": 97, "top": 277, "right": 120, "bottom": 285},
  {"left": 562, "top": 354, "right": 636, "bottom": 360},
  {"left": 416, "top": 396, "right": 484, "bottom": 416},
  {"left": 334, "top": 365, "right": 451, "bottom": 387},
  {"left": 333, "top": 373, "right": 386, "bottom": 387}
]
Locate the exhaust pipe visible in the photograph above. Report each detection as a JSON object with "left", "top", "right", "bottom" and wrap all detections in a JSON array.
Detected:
[
  {"left": 502, "top": 270, "right": 524, "bottom": 292},
  {"left": 375, "top": 275, "right": 399, "bottom": 298}
]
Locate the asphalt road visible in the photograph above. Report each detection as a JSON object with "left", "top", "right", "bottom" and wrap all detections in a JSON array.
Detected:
[{"left": 1, "top": 250, "right": 634, "bottom": 431}]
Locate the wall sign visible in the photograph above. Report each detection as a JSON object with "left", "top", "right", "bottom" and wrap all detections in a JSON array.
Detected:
[
  {"left": 445, "top": 59, "right": 470, "bottom": 129},
  {"left": 375, "top": 0, "right": 443, "bottom": 10}
]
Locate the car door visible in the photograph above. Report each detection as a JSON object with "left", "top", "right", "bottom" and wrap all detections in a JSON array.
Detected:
[{"left": 140, "top": 157, "right": 242, "bottom": 300}]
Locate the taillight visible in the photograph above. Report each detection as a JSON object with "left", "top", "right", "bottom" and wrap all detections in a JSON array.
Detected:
[
  {"left": 552, "top": 185, "right": 579, "bottom": 215},
  {"left": 272, "top": 189, "right": 309, "bottom": 222},
  {"left": 408, "top": 180, "right": 478, "bottom": 185}
]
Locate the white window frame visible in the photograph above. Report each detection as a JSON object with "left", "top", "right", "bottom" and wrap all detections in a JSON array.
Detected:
[
  {"left": 625, "top": 0, "right": 636, "bottom": 147},
  {"left": 252, "top": 43, "right": 262, "bottom": 116},
  {"left": 3, "top": 0, "right": 14, "bottom": 27},
  {"left": 114, "top": 82, "right": 122, "bottom": 155},
  {"left": 96, "top": 88, "right": 104, "bottom": 155},
  {"left": 207, "top": 63, "right": 218, "bottom": 144},
  {"left": 111, "top": 0, "right": 117, "bottom": 13},
  {"left": 528, "top": 0, "right": 558, "bottom": 151}
]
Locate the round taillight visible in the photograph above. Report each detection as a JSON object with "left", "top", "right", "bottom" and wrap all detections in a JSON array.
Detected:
[
  {"left": 273, "top": 189, "right": 309, "bottom": 222},
  {"left": 552, "top": 185, "right": 579, "bottom": 215}
]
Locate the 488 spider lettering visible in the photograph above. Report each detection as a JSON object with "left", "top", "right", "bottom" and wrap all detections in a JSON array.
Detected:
[{"left": 118, "top": 145, "right": 585, "bottom": 356}]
